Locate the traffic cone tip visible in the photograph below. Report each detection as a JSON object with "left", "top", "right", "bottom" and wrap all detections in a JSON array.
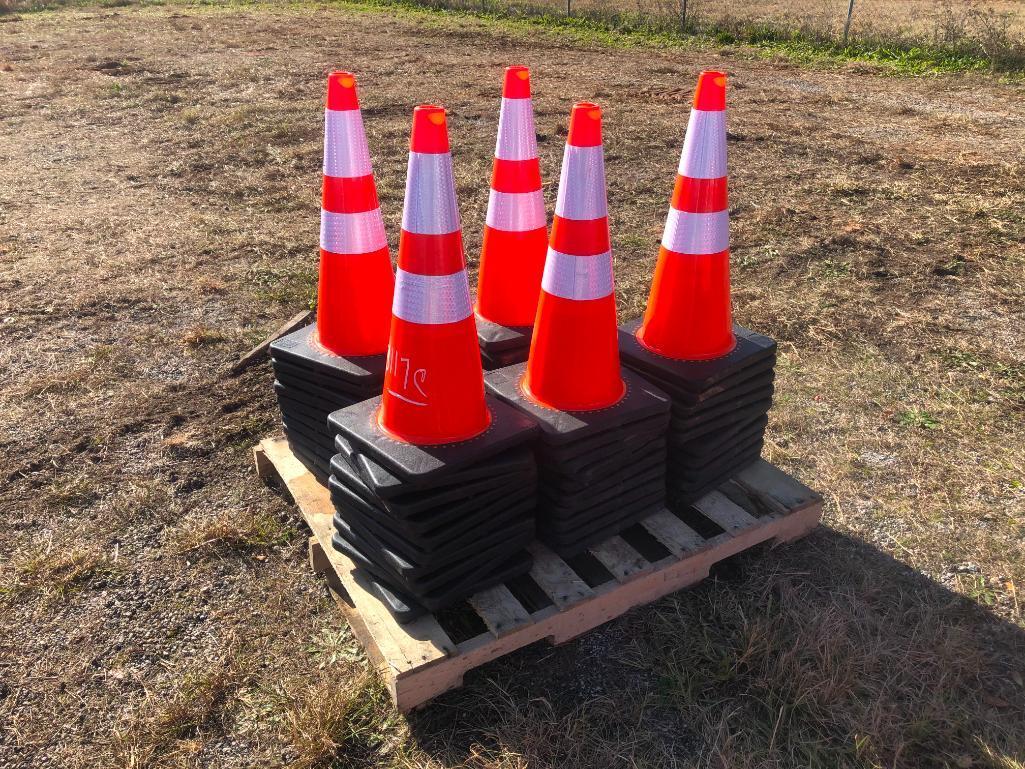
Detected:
[
  {"left": 503, "top": 65, "right": 531, "bottom": 99},
  {"left": 693, "top": 70, "right": 727, "bottom": 111},
  {"left": 410, "top": 105, "right": 450, "bottom": 153},
  {"left": 567, "top": 102, "right": 602, "bottom": 147},
  {"left": 327, "top": 70, "right": 360, "bottom": 111}
]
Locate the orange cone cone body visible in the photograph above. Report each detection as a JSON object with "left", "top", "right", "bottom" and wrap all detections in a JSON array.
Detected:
[
  {"left": 378, "top": 106, "right": 490, "bottom": 445},
  {"left": 637, "top": 70, "right": 735, "bottom": 360},
  {"left": 475, "top": 66, "right": 548, "bottom": 328},
  {"left": 522, "top": 103, "right": 625, "bottom": 411},
  {"left": 316, "top": 71, "right": 395, "bottom": 357}
]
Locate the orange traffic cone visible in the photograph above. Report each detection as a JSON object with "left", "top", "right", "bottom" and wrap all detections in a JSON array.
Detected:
[
  {"left": 522, "top": 102, "right": 625, "bottom": 411},
  {"left": 378, "top": 106, "right": 491, "bottom": 445},
  {"left": 316, "top": 71, "right": 395, "bottom": 357},
  {"left": 636, "top": 70, "right": 735, "bottom": 360},
  {"left": 475, "top": 66, "right": 548, "bottom": 328}
]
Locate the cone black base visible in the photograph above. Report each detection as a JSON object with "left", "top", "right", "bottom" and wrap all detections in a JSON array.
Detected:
[
  {"left": 476, "top": 317, "right": 532, "bottom": 371},
  {"left": 270, "top": 324, "right": 387, "bottom": 386},
  {"left": 485, "top": 363, "right": 671, "bottom": 557},
  {"left": 619, "top": 318, "right": 777, "bottom": 506},
  {"left": 269, "top": 324, "right": 387, "bottom": 478},
  {"left": 326, "top": 394, "right": 539, "bottom": 623}
]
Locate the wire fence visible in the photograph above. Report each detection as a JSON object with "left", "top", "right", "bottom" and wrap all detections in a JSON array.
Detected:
[{"left": 444, "top": 0, "right": 1025, "bottom": 69}]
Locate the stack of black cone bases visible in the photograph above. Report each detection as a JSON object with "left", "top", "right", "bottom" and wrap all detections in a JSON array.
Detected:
[
  {"left": 486, "top": 364, "right": 671, "bottom": 557},
  {"left": 476, "top": 320, "right": 532, "bottom": 371},
  {"left": 269, "top": 325, "right": 385, "bottom": 482},
  {"left": 325, "top": 396, "right": 540, "bottom": 623},
  {"left": 618, "top": 319, "right": 776, "bottom": 505}
]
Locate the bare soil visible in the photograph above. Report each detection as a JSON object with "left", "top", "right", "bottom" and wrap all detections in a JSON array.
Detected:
[{"left": 1, "top": 3, "right": 1024, "bottom": 768}]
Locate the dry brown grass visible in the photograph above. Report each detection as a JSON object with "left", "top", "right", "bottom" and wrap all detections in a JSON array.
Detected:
[
  {"left": 4, "top": 541, "right": 116, "bottom": 599},
  {"left": 173, "top": 508, "right": 292, "bottom": 552},
  {"left": 0, "top": 2, "right": 1023, "bottom": 768},
  {"left": 111, "top": 654, "right": 250, "bottom": 768}
]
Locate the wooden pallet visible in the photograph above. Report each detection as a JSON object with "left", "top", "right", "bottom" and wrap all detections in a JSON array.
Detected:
[{"left": 254, "top": 435, "right": 823, "bottom": 712}]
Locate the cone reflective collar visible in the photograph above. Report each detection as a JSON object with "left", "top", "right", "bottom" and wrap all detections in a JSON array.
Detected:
[
  {"left": 637, "top": 70, "right": 736, "bottom": 360},
  {"left": 475, "top": 66, "right": 548, "bottom": 328},
  {"left": 316, "top": 71, "right": 395, "bottom": 357},
  {"left": 378, "top": 105, "right": 491, "bottom": 445},
  {"left": 522, "top": 102, "right": 625, "bottom": 411}
]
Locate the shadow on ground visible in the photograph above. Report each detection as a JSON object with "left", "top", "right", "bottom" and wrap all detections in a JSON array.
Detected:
[{"left": 405, "top": 528, "right": 1025, "bottom": 768}]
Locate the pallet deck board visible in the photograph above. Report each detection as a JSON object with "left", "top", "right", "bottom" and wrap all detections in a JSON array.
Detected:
[
  {"left": 589, "top": 536, "right": 651, "bottom": 582},
  {"left": 469, "top": 584, "right": 533, "bottom": 637},
  {"left": 693, "top": 490, "right": 760, "bottom": 534},
  {"left": 527, "top": 543, "right": 594, "bottom": 608},
  {"left": 734, "top": 460, "right": 818, "bottom": 514},
  {"left": 255, "top": 436, "right": 823, "bottom": 712},
  {"left": 640, "top": 511, "right": 706, "bottom": 557}
]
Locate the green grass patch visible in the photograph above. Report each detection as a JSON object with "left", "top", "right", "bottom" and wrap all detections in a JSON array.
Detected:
[
  {"left": 6, "top": 0, "right": 1023, "bottom": 75},
  {"left": 333, "top": 0, "right": 1024, "bottom": 75}
]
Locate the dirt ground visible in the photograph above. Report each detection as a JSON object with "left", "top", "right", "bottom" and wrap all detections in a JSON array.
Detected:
[{"left": 1, "top": 2, "right": 1024, "bottom": 768}]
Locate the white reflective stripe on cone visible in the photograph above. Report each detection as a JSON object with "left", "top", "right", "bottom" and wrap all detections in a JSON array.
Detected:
[
  {"left": 401, "top": 152, "right": 461, "bottom": 235},
  {"left": 554, "top": 144, "right": 608, "bottom": 221},
  {"left": 392, "top": 268, "right": 473, "bottom": 325},
  {"left": 541, "top": 247, "right": 614, "bottom": 301},
  {"left": 320, "top": 208, "right": 388, "bottom": 254},
  {"left": 323, "top": 109, "right": 374, "bottom": 179},
  {"left": 677, "top": 109, "right": 727, "bottom": 180},
  {"left": 661, "top": 208, "right": 730, "bottom": 255},
  {"left": 485, "top": 189, "right": 546, "bottom": 232},
  {"left": 495, "top": 98, "right": 538, "bottom": 161}
]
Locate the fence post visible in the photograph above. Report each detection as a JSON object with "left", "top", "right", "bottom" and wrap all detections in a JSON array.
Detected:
[
  {"left": 566, "top": 0, "right": 571, "bottom": 16},
  {"left": 680, "top": 0, "right": 687, "bottom": 29},
  {"left": 843, "top": 0, "right": 855, "bottom": 44}
]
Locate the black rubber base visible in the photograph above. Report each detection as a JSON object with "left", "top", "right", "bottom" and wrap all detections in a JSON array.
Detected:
[
  {"left": 618, "top": 318, "right": 777, "bottom": 394},
  {"left": 273, "top": 371, "right": 372, "bottom": 409},
  {"left": 325, "top": 393, "right": 540, "bottom": 622},
  {"left": 270, "top": 324, "right": 387, "bottom": 388},
  {"left": 540, "top": 470, "right": 665, "bottom": 517},
  {"left": 484, "top": 362, "right": 670, "bottom": 556},
  {"left": 540, "top": 491, "right": 666, "bottom": 557},
  {"left": 535, "top": 413, "right": 667, "bottom": 466},
  {"left": 668, "top": 372, "right": 775, "bottom": 419},
  {"left": 276, "top": 390, "right": 346, "bottom": 435},
  {"left": 669, "top": 437, "right": 764, "bottom": 487},
  {"left": 631, "top": 355, "right": 776, "bottom": 407},
  {"left": 283, "top": 429, "right": 332, "bottom": 483},
  {"left": 671, "top": 396, "right": 774, "bottom": 436},
  {"left": 329, "top": 447, "right": 535, "bottom": 520},
  {"left": 667, "top": 448, "right": 763, "bottom": 505},
  {"left": 476, "top": 316, "right": 532, "bottom": 353},
  {"left": 332, "top": 509, "right": 534, "bottom": 588},
  {"left": 328, "top": 394, "right": 539, "bottom": 485},
  {"left": 271, "top": 359, "right": 381, "bottom": 403},
  {"left": 539, "top": 439, "right": 666, "bottom": 491},
  {"left": 481, "top": 346, "right": 530, "bottom": 371},
  {"left": 484, "top": 363, "right": 671, "bottom": 447},
  {"left": 347, "top": 566, "right": 427, "bottom": 624},
  {"left": 332, "top": 433, "right": 535, "bottom": 501},
  {"left": 328, "top": 454, "right": 537, "bottom": 545},
  {"left": 671, "top": 414, "right": 769, "bottom": 460},
  {"left": 331, "top": 532, "right": 533, "bottom": 619},
  {"left": 331, "top": 481, "right": 535, "bottom": 560}
]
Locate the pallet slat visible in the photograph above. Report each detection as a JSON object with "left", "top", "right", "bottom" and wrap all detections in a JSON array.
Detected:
[
  {"left": 640, "top": 510, "right": 707, "bottom": 557},
  {"left": 735, "top": 459, "right": 820, "bottom": 514},
  {"left": 589, "top": 536, "right": 651, "bottom": 582},
  {"left": 692, "top": 490, "right": 760, "bottom": 534},
  {"left": 255, "top": 435, "right": 822, "bottom": 712},
  {"left": 527, "top": 543, "right": 594, "bottom": 608},
  {"left": 469, "top": 585, "right": 532, "bottom": 637}
]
